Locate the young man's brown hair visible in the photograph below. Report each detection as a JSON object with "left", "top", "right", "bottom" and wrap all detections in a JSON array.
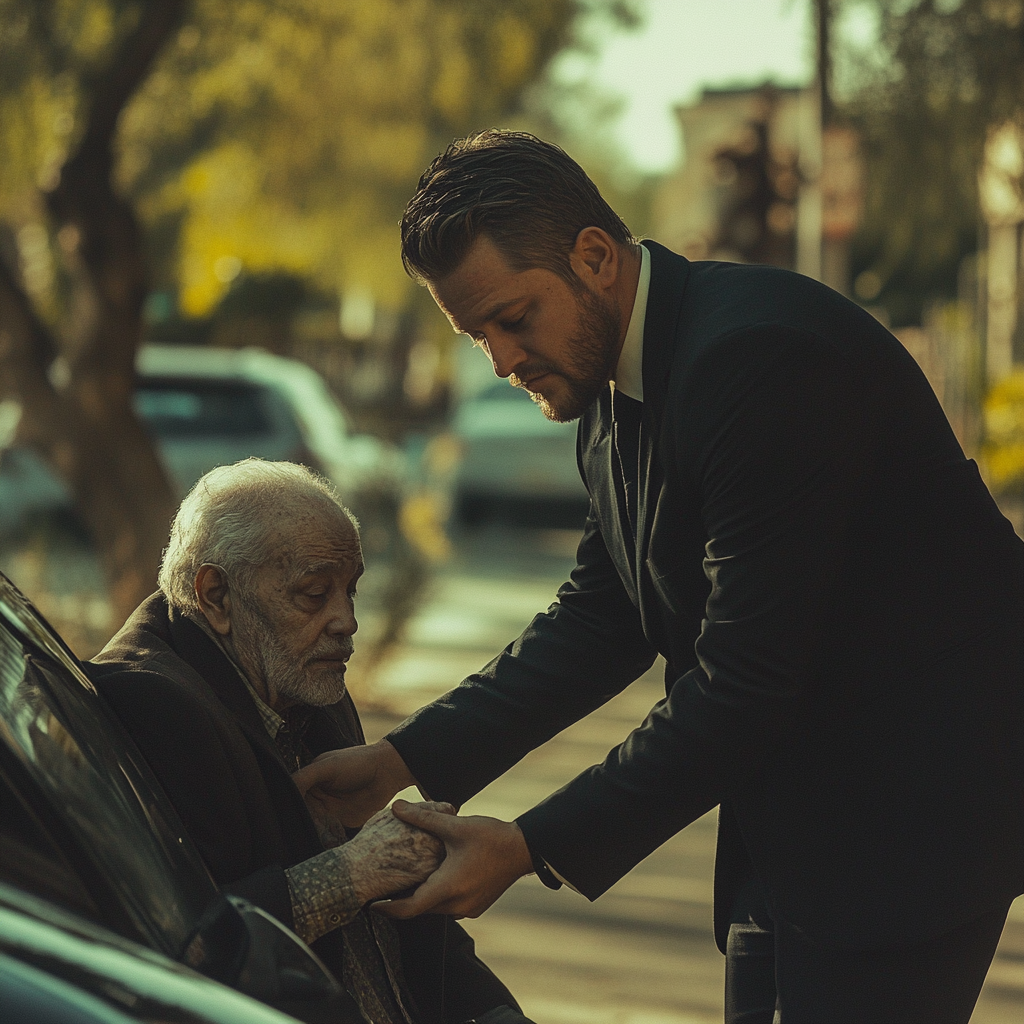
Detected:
[{"left": 400, "top": 129, "right": 636, "bottom": 288}]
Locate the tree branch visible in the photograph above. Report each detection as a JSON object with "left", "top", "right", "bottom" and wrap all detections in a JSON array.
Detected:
[{"left": 45, "top": 0, "right": 187, "bottom": 381}]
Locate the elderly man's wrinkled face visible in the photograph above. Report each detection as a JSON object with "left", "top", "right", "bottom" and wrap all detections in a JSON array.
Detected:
[{"left": 231, "top": 504, "right": 362, "bottom": 709}]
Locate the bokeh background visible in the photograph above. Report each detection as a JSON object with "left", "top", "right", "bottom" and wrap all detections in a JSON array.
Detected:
[{"left": 1, "top": 4, "right": 1023, "bottom": 1019}]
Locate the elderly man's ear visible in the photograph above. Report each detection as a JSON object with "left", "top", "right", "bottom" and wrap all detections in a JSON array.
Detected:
[{"left": 195, "top": 564, "right": 233, "bottom": 636}]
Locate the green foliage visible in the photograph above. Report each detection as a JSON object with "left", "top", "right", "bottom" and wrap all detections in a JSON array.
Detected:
[
  {"left": 983, "top": 369, "right": 1024, "bottom": 492},
  {"left": 841, "top": 0, "right": 1024, "bottom": 324},
  {"left": 0, "top": 0, "right": 137, "bottom": 209},
  {"left": 116, "top": 0, "right": 581, "bottom": 315},
  {"left": 1, "top": 0, "right": 622, "bottom": 324}
]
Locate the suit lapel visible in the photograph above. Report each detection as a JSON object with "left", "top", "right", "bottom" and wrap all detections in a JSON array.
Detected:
[
  {"left": 581, "top": 385, "right": 639, "bottom": 604},
  {"left": 579, "top": 242, "right": 693, "bottom": 626}
]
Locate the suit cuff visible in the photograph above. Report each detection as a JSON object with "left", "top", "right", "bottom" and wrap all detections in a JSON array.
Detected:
[{"left": 518, "top": 816, "right": 582, "bottom": 893}]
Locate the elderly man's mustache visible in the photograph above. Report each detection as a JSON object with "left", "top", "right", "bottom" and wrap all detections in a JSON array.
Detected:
[{"left": 305, "top": 637, "right": 355, "bottom": 663}]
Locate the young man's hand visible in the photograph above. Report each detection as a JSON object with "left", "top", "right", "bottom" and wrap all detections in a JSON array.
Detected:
[
  {"left": 292, "top": 739, "right": 416, "bottom": 829},
  {"left": 371, "top": 800, "right": 535, "bottom": 919}
]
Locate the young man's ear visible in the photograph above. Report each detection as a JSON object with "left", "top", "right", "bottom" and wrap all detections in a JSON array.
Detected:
[
  {"left": 195, "top": 564, "right": 232, "bottom": 636},
  {"left": 571, "top": 226, "right": 619, "bottom": 290}
]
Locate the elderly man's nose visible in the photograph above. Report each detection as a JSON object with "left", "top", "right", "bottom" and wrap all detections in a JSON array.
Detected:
[{"left": 327, "top": 593, "right": 357, "bottom": 634}]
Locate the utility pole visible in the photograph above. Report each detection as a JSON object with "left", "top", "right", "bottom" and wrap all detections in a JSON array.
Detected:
[
  {"left": 817, "top": 0, "right": 833, "bottom": 129},
  {"left": 815, "top": 0, "right": 862, "bottom": 296},
  {"left": 797, "top": 2, "right": 825, "bottom": 281}
]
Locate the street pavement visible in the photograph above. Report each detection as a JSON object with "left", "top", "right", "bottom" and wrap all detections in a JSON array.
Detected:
[{"left": 356, "top": 522, "right": 1024, "bottom": 1024}]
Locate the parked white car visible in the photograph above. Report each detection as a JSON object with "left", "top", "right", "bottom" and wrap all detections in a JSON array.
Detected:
[{"left": 0, "top": 345, "right": 406, "bottom": 541}]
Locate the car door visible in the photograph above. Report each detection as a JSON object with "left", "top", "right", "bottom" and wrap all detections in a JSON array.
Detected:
[{"left": 0, "top": 573, "right": 355, "bottom": 1023}]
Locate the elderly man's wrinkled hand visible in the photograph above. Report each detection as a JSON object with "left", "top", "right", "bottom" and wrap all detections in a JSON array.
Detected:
[{"left": 344, "top": 801, "right": 455, "bottom": 906}]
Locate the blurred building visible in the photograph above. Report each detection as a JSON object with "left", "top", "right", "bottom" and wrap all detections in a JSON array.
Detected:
[
  {"left": 651, "top": 84, "right": 811, "bottom": 268},
  {"left": 651, "top": 82, "right": 864, "bottom": 296}
]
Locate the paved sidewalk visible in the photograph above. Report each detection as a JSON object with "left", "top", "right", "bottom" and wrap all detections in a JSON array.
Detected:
[{"left": 358, "top": 526, "right": 1024, "bottom": 1023}]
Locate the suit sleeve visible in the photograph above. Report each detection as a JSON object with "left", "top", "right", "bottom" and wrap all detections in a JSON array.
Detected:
[
  {"left": 386, "top": 503, "right": 658, "bottom": 807},
  {"left": 517, "top": 327, "right": 878, "bottom": 898}
]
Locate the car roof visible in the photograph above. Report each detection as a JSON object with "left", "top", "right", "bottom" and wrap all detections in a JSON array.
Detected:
[
  {"left": 136, "top": 345, "right": 354, "bottom": 451},
  {"left": 138, "top": 344, "right": 301, "bottom": 382},
  {"left": 0, "top": 882, "right": 301, "bottom": 1024}
]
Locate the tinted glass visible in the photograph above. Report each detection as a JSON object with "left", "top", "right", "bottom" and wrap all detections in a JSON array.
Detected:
[
  {"left": 0, "top": 577, "right": 215, "bottom": 956},
  {"left": 134, "top": 380, "right": 274, "bottom": 438},
  {"left": 0, "top": 768, "right": 98, "bottom": 918}
]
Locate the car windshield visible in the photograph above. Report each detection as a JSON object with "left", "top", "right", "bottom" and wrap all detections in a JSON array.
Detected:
[
  {"left": 0, "top": 575, "right": 215, "bottom": 956},
  {"left": 133, "top": 380, "right": 275, "bottom": 438}
]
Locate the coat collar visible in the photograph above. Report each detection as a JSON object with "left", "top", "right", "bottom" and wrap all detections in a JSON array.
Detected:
[
  {"left": 105, "top": 593, "right": 364, "bottom": 755},
  {"left": 166, "top": 605, "right": 271, "bottom": 737}
]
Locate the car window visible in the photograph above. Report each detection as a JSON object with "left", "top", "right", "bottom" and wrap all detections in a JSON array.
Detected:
[
  {"left": 0, "top": 581, "right": 215, "bottom": 956},
  {"left": 134, "top": 380, "right": 275, "bottom": 438},
  {"left": 0, "top": 767, "right": 99, "bottom": 919}
]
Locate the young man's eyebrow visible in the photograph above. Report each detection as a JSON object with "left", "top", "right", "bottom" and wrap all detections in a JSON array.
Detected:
[{"left": 456, "top": 297, "right": 523, "bottom": 335}]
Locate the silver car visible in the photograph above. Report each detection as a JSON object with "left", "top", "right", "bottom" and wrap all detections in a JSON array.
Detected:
[{"left": 450, "top": 381, "right": 589, "bottom": 525}]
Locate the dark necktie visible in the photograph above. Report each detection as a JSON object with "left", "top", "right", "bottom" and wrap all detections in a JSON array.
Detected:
[{"left": 612, "top": 388, "right": 642, "bottom": 535}]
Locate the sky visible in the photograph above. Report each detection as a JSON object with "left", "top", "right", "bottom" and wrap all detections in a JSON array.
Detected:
[{"left": 555, "top": 0, "right": 815, "bottom": 174}]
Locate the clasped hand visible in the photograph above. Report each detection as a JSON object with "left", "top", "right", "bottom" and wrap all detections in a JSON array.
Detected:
[
  {"left": 369, "top": 800, "right": 534, "bottom": 920},
  {"left": 343, "top": 801, "right": 454, "bottom": 906},
  {"left": 291, "top": 742, "right": 535, "bottom": 918}
]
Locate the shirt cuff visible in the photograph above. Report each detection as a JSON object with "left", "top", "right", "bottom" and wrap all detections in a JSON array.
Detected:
[
  {"left": 285, "top": 845, "right": 363, "bottom": 945},
  {"left": 545, "top": 860, "right": 580, "bottom": 894}
]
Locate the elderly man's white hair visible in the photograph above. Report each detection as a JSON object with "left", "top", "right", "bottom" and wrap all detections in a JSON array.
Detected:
[{"left": 158, "top": 459, "right": 356, "bottom": 617}]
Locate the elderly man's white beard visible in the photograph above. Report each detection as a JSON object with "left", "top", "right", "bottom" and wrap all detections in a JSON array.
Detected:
[{"left": 232, "top": 598, "right": 352, "bottom": 707}]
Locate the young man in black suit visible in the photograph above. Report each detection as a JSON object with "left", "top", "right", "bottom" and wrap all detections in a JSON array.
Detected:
[
  {"left": 296, "top": 131, "right": 1024, "bottom": 1023},
  {"left": 90, "top": 458, "right": 528, "bottom": 1024}
]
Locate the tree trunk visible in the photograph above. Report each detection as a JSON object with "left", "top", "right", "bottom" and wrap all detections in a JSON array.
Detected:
[{"left": 0, "top": 0, "right": 187, "bottom": 630}]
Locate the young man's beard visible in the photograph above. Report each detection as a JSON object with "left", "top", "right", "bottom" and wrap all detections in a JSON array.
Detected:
[
  {"left": 233, "top": 598, "right": 352, "bottom": 708},
  {"left": 510, "top": 286, "right": 622, "bottom": 423}
]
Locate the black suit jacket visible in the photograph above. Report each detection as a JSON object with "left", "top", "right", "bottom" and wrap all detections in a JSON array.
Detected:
[
  {"left": 389, "top": 241, "right": 1024, "bottom": 952},
  {"left": 89, "top": 594, "right": 518, "bottom": 1023}
]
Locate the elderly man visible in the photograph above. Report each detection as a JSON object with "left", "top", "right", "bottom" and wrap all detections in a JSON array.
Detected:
[{"left": 89, "top": 459, "right": 525, "bottom": 1024}]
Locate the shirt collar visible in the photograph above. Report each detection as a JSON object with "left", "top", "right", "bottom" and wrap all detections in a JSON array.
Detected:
[{"left": 611, "top": 242, "right": 650, "bottom": 403}]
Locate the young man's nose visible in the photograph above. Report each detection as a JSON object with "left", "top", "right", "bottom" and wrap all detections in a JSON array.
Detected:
[{"left": 484, "top": 336, "right": 527, "bottom": 379}]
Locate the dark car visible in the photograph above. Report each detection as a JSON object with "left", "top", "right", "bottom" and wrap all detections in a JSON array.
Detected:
[
  {"left": 0, "top": 880, "right": 304, "bottom": 1024},
  {"left": 0, "top": 570, "right": 356, "bottom": 1023}
]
